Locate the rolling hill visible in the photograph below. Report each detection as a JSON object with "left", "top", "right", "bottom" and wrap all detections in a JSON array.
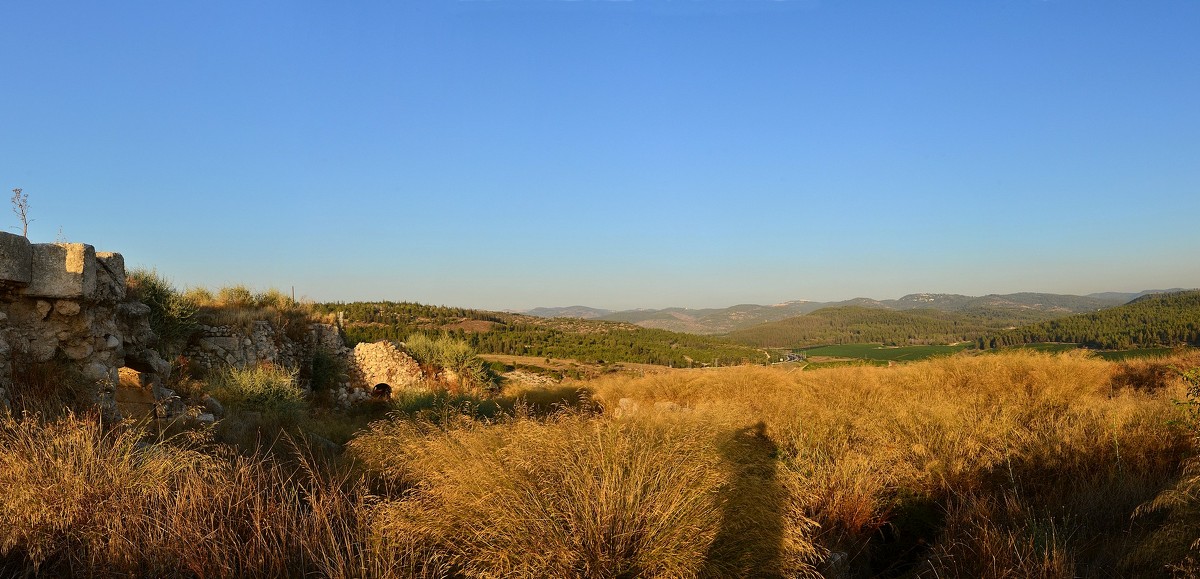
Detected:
[
  {"left": 523, "top": 306, "right": 613, "bottom": 319},
  {"left": 525, "top": 292, "right": 1136, "bottom": 335},
  {"left": 312, "top": 301, "right": 767, "bottom": 368},
  {"left": 722, "top": 306, "right": 1006, "bottom": 349},
  {"left": 979, "top": 290, "right": 1200, "bottom": 350}
]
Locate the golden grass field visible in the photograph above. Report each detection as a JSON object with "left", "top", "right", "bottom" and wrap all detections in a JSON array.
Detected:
[{"left": 3, "top": 350, "right": 1200, "bottom": 577}]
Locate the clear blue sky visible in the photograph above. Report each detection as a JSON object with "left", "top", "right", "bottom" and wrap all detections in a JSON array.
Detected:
[{"left": 3, "top": 1, "right": 1198, "bottom": 310}]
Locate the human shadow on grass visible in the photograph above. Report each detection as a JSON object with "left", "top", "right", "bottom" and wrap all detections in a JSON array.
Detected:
[{"left": 704, "top": 421, "right": 788, "bottom": 578}]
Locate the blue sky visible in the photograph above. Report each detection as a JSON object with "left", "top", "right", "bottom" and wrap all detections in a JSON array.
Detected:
[{"left": 2, "top": 0, "right": 1198, "bottom": 310}]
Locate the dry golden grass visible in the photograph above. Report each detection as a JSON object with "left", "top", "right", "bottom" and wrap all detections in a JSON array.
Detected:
[
  {"left": 3, "top": 350, "right": 1198, "bottom": 577},
  {"left": 0, "top": 413, "right": 379, "bottom": 578},
  {"left": 183, "top": 284, "right": 317, "bottom": 342},
  {"left": 349, "top": 410, "right": 820, "bottom": 578},
  {"left": 587, "top": 350, "right": 1196, "bottom": 576}
]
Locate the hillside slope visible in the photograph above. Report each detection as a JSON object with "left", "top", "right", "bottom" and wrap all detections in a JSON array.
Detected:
[
  {"left": 596, "top": 301, "right": 824, "bottom": 334},
  {"left": 980, "top": 290, "right": 1200, "bottom": 350},
  {"left": 723, "top": 306, "right": 1001, "bottom": 348},
  {"left": 312, "top": 301, "right": 766, "bottom": 367},
  {"left": 526, "top": 292, "right": 1129, "bottom": 335}
]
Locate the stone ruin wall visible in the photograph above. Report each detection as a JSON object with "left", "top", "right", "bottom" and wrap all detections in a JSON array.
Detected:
[
  {"left": 0, "top": 232, "right": 169, "bottom": 418},
  {"left": 0, "top": 231, "right": 430, "bottom": 416},
  {"left": 183, "top": 320, "right": 346, "bottom": 376}
]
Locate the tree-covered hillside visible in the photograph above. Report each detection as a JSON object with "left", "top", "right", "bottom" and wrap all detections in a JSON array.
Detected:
[
  {"left": 312, "top": 301, "right": 766, "bottom": 367},
  {"left": 979, "top": 290, "right": 1200, "bottom": 350},
  {"left": 723, "top": 306, "right": 1001, "bottom": 348}
]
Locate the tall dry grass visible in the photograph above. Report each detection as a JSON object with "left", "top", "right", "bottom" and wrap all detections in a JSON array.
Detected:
[
  {"left": 0, "top": 413, "right": 378, "bottom": 578},
  {"left": 184, "top": 284, "right": 316, "bottom": 341},
  {"left": 350, "top": 409, "right": 821, "bottom": 578},
  {"left": 588, "top": 350, "right": 1196, "bottom": 576},
  {"left": 2, "top": 350, "right": 1197, "bottom": 577}
]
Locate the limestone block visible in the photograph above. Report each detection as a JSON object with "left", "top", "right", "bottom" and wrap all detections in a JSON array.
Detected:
[
  {"left": 55, "top": 300, "right": 81, "bottom": 316},
  {"left": 29, "top": 336, "right": 57, "bottom": 362},
  {"left": 83, "top": 362, "right": 110, "bottom": 382},
  {"left": 95, "top": 252, "right": 126, "bottom": 301},
  {"left": 36, "top": 300, "right": 52, "bottom": 319},
  {"left": 0, "top": 231, "right": 32, "bottom": 286},
  {"left": 201, "top": 336, "right": 242, "bottom": 353},
  {"left": 63, "top": 341, "right": 94, "bottom": 360},
  {"left": 26, "top": 243, "right": 97, "bottom": 299}
]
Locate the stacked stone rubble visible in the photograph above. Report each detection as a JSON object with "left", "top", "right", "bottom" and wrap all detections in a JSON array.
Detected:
[
  {"left": 342, "top": 341, "right": 424, "bottom": 404},
  {"left": 0, "top": 233, "right": 166, "bottom": 418},
  {"left": 183, "top": 321, "right": 347, "bottom": 377}
]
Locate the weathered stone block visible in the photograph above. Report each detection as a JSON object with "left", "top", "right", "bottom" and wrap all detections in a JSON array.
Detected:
[
  {"left": 26, "top": 243, "right": 97, "bottom": 299},
  {"left": 55, "top": 300, "right": 81, "bottom": 316},
  {"left": 0, "top": 231, "right": 32, "bottom": 286},
  {"left": 95, "top": 252, "right": 126, "bottom": 301}
]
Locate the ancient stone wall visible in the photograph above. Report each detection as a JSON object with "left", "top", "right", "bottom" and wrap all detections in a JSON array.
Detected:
[
  {"left": 183, "top": 320, "right": 348, "bottom": 379},
  {"left": 0, "top": 233, "right": 167, "bottom": 418},
  {"left": 0, "top": 231, "right": 431, "bottom": 415}
]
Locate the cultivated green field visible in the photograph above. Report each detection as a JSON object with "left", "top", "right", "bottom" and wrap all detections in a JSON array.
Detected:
[{"left": 798, "top": 343, "right": 971, "bottom": 362}]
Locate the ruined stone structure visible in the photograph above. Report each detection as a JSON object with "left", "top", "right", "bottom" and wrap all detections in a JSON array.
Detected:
[
  {"left": 0, "top": 233, "right": 169, "bottom": 417},
  {"left": 184, "top": 321, "right": 345, "bottom": 374},
  {"left": 342, "top": 340, "right": 425, "bottom": 404},
  {"left": 0, "top": 232, "right": 433, "bottom": 416}
]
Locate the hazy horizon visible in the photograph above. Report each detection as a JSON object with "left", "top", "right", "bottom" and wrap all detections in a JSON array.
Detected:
[
  {"left": 333, "top": 287, "right": 1194, "bottom": 314},
  {"left": 4, "top": 1, "right": 1198, "bottom": 311}
]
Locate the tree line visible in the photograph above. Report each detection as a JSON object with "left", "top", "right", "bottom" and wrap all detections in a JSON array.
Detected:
[
  {"left": 723, "top": 306, "right": 1009, "bottom": 349},
  {"left": 977, "top": 291, "right": 1200, "bottom": 350},
  {"left": 314, "top": 301, "right": 766, "bottom": 368}
]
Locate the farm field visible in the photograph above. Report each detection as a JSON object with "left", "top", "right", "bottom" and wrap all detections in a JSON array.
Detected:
[{"left": 795, "top": 343, "right": 972, "bottom": 363}]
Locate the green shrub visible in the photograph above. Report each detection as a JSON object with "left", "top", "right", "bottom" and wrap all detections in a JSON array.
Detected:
[
  {"left": 403, "top": 333, "right": 495, "bottom": 394},
  {"left": 252, "top": 288, "right": 293, "bottom": 310},
  {"left": 126, "top": 268, "right": 198, "bottom": 353},
  {"left": 402, "top": 333, "right": 442, "bottom": 368},
  {"left": 308, "top": 348, "right": 347, "bottom": 394},
  {"left": 208, "top": 364, "right": 306, "bottom": 415}
]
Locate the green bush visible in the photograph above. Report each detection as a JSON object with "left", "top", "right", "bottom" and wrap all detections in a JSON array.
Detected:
[
  {"left": 126, "top": 268, "right": 198, "bottom": 353},
  {"left": 208, "top": 364, "right": 306, "bottom": 415},
  {"left": 403, "top": 333, "right": 495, "bottom": 394},
  {"left": 308, "top": 348, "right": 347, "bottom": 394},
  {"left": 402, "top": 333, "right": 442, "bottom": 368}
]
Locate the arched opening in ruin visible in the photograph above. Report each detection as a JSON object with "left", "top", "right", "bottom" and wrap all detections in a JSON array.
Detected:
[{"left": 372, "top": 382, "right": 392, "bottom": 399}]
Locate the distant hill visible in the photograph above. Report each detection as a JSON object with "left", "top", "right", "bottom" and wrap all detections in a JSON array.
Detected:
[
  {"left": 523, "top": 306, "right": 612, "bottom": 319},
  {"left": 980, "top": 290, "right": 1200, "bottom": 350},
  {"left": 723, "top": 306, "right": 1006, "bottom": 349},
  {"left": 525, "top": 292, "right": 1137, "bottom": 335},
  {"left": 1085, "top": 289, "right": 1190, "bottom": 303},
  {"left": 878, "top": 292, "right": 1123, "bottom": 313},
  {"left": 594, "top": 301, "right": 824, "bottom": 334}
]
